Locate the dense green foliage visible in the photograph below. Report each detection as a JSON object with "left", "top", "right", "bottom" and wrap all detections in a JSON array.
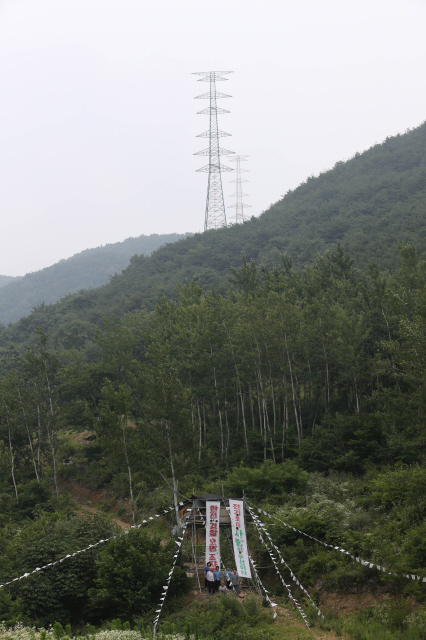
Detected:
[
  {"left": 1, "top": 243, "right": 426, "bottom": 630},
  {"left": 0, "top": 276, "right": 19, "bottom": 290},
  {"left": 1, "top": 121, "right": 426, "bottom": 352},
  {"left": 89, "top": 530, "right": 188, "bottom": 621},
  {"left": 2, "top": 121, "right": 426, "bottom": 634},
  {"left": 0, "top": 514, "right": 188, "bottom": 628},
  {"left": 0, "top": 234, "right": 190, "bottom": 326}
]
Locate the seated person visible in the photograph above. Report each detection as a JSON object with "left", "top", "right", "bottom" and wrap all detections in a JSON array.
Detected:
[{"left": 218, "top": 580, "right": 228, "bottom": 594}]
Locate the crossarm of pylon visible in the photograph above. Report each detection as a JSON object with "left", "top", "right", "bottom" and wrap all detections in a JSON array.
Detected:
[
  {"left": 196, "top": 130, "right": 232, "bottom": 138},
  {"left": 192, "top": 70, "right": 233, "bottom": 77},
  {"left": 194, "top": 148, "right": 235, "bottom": 156},
  {"left": 197, "top": 107, "right": 231, "bottom": 115},
  {"left": 228, "top": 203, "right": 252, "bottom": 208},
  {"left": 196, "top": 76, "right": 229, "bottom": 83},
  {"left": 230, "top": 191, "right": 250, "bottom": 197},
  {"left": 195, "top": 92, "right": 232, "bottom": 99},
  {"left": 196, "top": 164, "right": 234, "bottom": 172}
]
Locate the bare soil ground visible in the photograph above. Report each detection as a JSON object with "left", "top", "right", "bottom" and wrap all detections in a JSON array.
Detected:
[
  {"left": 58, "top": 478, "right": 131, "bottom": 530},
  {"left": 319, "top": 590, "right": 386, "bottom": 615}
]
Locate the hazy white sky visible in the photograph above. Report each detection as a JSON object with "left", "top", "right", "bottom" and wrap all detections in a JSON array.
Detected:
[{"left": 1, "top": 0, "right": 426, "bottom": 275}]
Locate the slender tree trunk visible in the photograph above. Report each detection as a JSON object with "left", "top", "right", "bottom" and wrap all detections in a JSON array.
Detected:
[
  {"left": 319, "top": 318, "right": 330, "bottom": 410},
  {"left": 197, "top": 400, "right": 203, "bottom": 461},
  {"left": 354, "top": 375, "right": 360, "bottom": 413},
  {"left": 36, "top": 401, "right": 42, "bottom": 477},
  {"left": 45, "top": 418, "right": 58, "bottom": 499},
  {"left": 249, "top": 385, "right": 256, "bottom": 431},
  {"left": 218, "top": 406, "right": 224, "bottom": 460},
  {"left": 255, "top": 378, "right": 263, "bottom": 438},
  {"left": 269, "top": 375, "right": 277, "bottom": 437},
  {"left": 4, "top": 405, "right": 18, "bottom": 504},
  {"left": 262, "top": 396, "right": 276, "bottom": 463},
  {"left": 235, "top": 383, "right": 240, "bottom": 436},
  {"left": 224, "top": 404, "right": 230, "bottom": 469},
  {"left": 213, "top": 367, "right": 224, "bottom": 460},
  {"left": 284, "top": 334, "right": 302, "bottom": 449},
  {"left": 257, "top": 369, "right": 276, "bottom": 462},
  {"left": 239, "top": 385, "right": 249, "bottom": 454},
  {"left": 120, "top": 414, "right": 136, "bottom": 526},
  {"left": 45, "top": 373, "right": 59, "bottom": 499},
  {"left": 282, "top": 385, "right": 288, "bottom": 462},
  {"left": 167, "top": 422, "right": 179, "bottom": 525},
  {"left": 18, "top": 388, "right": 39, "bottom": 482}
]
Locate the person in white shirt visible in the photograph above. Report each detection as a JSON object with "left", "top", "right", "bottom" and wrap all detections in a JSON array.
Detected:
[{"left": 206, "top": 567, "right": 215, "bottom": 595}]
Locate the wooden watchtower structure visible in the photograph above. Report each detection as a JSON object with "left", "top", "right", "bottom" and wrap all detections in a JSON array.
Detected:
[{"left": 179, "top": 493, "right": 231, "bottom": 527}]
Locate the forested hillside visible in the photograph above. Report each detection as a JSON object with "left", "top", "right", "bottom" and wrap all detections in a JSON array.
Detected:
[
  {"left": 0, "top": 275, "right": 20, "bottom": 289},
  {"left": 2, "top": 244, "right": 426, "bottom": 638},
  {"left": 0, "top": 233, "right": 190, "bottom": 326},
  {"left": 1, "top": 121, "right": 426, "bottom": 354},
  {"left": 2, "top": 122, "right": 426, "bottom": 639}
]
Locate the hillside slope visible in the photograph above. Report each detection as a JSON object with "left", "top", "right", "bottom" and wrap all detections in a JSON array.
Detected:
[
  {"left": 0, "top": 275, "right": 20, "bottom": 288},
  {"left": 0, "top": 233, "right": 190, "bottom": 325},
  {"left": 1, "top": 120, "right": 426, "bottom": 351}
]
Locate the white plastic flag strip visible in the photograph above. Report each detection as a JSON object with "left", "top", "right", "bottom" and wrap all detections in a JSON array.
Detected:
[
  {"left": 248, "top": 508, "right": 310, "bottom": 628},
  {"left": 248, "top": 507, "right": 324, "bottom": 621},
  {"left": 0, "top": 506, "right": 176, "bottom": 590},
  {"left": 229, "top": 500, "right": 252, "bottom": 579},
  {"left": 247, "top": 500, "right": 426, "bottom": 585},
  {"left": 153, "top": 505, "right": 193, "bottom": 636},
  {"left": 247, "top": 553, "right": 279, "bottom": 619},
  {"left": 206, "top": 501, "right": 221, "bottom": 569}
]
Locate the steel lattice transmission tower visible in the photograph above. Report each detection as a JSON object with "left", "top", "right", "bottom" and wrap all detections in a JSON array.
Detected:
[
  {"left": 228, "top": 155, "right": 251, "bottom": 224},
  {"left": 193, "top": 71, "right": 235, "bottom": 231}
]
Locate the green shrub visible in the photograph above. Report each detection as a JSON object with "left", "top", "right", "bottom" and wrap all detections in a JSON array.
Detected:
[{"left": 89, "top": 529, "right": 190, "bottom": 622}]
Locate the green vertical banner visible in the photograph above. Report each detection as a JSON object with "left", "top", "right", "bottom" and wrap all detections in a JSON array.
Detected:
[{"left": 229, "top": 499, "right": 252, "bottom": 578}]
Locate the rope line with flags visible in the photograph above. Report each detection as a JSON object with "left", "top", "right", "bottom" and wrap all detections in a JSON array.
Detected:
[
  {"left": 248, "top": 507, "right": 324, "bottom": 621},
  {"left": 248, "top": 500, "right": 426, "bottom": 584},
  {"left": 248, "top": 506, "right": 310, "bottom": 628},
  {"left": 247, "top": 553, "right": 279, "bottom": 619},
  {"left": 152, "top": 505, "right": 193, "bottom": 635},
  {"left": 0, "top": 505, "right": 179, "bottom": 590}
]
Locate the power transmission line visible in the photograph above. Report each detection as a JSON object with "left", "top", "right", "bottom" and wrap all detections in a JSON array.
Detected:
[{"left": 193, "top": 71, "right": 235, "bottom": 231}]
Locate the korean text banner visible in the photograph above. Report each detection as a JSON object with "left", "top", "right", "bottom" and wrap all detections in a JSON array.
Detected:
[
  {"left": 206, "top": 501, "right": 220, "bottom": 568},
  {"left": 229, "top": 500, "right": 252, "bottom": 578}
]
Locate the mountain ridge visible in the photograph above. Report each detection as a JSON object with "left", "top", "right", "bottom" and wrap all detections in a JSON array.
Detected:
[
  {"left": 1, "top": 120, "right": 426, "bottom": 352},
  {"left": 0, "top": 233, "right": 191, "bottom": 325}
]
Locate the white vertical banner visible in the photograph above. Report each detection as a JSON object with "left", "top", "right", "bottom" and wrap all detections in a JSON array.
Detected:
[
  {"left": 229, "top": 499, "right": 252, "bottom": 578},
  {"left": 206, "top": 501, "right": 220, "bottom": 568}
]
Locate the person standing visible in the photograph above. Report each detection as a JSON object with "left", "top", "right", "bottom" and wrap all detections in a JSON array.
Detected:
[
  {"left": 206, "top": 566, "right": 215, "bottom": 595},
  {"left": 204, "top": 561, "right": 212, "bottom": 591},
  {"left": 230, "top": 567, "right": 240, "bottom": 597},
  {"left": 224, "top": 566, "right": 232, "bottom": 589},
  {"left": 214, "top": 565, "right": 222, "bottom": 594}
]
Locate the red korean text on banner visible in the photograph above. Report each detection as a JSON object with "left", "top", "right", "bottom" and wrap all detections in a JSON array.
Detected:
[{"left": 205, "top": 501, "right": 221, "bottom": 569}]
